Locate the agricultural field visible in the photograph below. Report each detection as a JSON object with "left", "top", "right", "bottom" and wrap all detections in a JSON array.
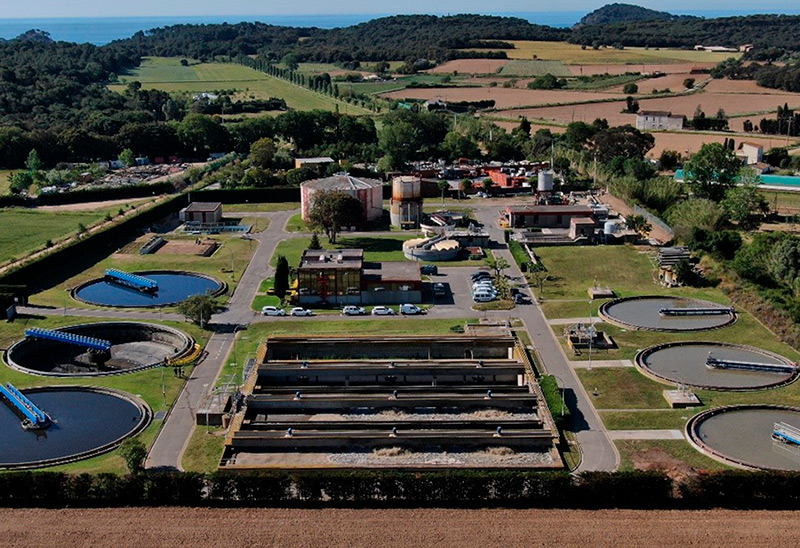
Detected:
[
  {"left": 494, "top": 41, "right": 740, "bottom": 65},
  {"left": 0, "top": 315, "right": 207, "bottom": 474},
  {"left": 13, "top": 507, "right": 800, "bottom": 547},
  {"left": 0, "top": 207, "right": 120, "bottom": 266},
  {"left": 111, "top": 57, "right": 371, "bottom": 114},
  {"left": 381, "top": 87, "right": 619, "bottom": 109},
  {"left": 428, "top": 59, "right": 509, "bottom": 75},
  {"left": 499, "top": 60, "right": 572, "bottom": 77}
]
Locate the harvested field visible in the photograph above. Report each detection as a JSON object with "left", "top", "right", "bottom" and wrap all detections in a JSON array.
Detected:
[
  {"left": 428, "top": 59, "right": 509, "bottom": 74},
  {"left": 381, "top": 87, "right": 618, "bottom": 109},
  {"left": 649, "top": 133, "right": 786, "bottom": 158},
  {"left": 5, "top": 508, "right": 800, "bottom": 547},
  {"left": 500, "top": 41, "right": 734, "bottom": 65},
  {"left": 609, "top": 74, "right": 702, "bottom": 95},
  {"left": 502, "top": 91, "right": 800, "bottom": 126},
  {"left": 704, "top": 78, "right": 799, "bottom": 95},
  {"left": 569, "top": 63, "right": 715, "bottom": 76}
]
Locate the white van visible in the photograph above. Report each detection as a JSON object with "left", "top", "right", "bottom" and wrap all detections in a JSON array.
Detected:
[{"left": 473, "top": 290, "right": 496, "bottom": 303}]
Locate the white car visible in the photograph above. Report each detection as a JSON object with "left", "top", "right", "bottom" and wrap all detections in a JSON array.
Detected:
[
  {"left": 290, "top": 307, "right": 314, "bottom": 317},
  {"left": 262, "top": 306, "right": 286, "bottom": 316},
  {"left": 400, "top": 303, "right": 425, "bottom": 315},
  {"left": 342, "top": 305, "right": 366, "bottom": 316},
  {"left": 371, "top": 306, "right": 396, "bottom": 316}
]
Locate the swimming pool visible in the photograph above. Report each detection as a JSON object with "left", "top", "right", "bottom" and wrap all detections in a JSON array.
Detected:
[{"left": 675, "top": 169, "right": 800, "bottom": 190}]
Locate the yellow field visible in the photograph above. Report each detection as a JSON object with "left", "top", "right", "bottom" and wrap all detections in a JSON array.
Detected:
[{"left": 496, "top": 41, "right": 741, "bottom": 65}]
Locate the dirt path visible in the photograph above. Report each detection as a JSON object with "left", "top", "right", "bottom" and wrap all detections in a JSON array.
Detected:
[
  {"left": 3, "top": 508, "right": 800, "bottom": 547},
  {"left": 35, "top": 197, "right": 153, "bottom": 212}
]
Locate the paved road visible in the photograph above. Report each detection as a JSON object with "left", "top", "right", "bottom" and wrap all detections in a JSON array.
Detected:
[
  {"left": 471, "top": 204, "right": 619, "bottom": 472},
  {"left": 146, "top": 210, "right": 293, "bottom": 471}
]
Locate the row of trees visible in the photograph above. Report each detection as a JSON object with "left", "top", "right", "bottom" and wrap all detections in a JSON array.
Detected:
[{"left": 7, "top": 468, "right": 800, "bottom": 508}]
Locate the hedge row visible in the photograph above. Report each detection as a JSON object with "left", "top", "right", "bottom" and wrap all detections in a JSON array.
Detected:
[{"left": 5, "top": 469, "right": 800, "bottom": 509}]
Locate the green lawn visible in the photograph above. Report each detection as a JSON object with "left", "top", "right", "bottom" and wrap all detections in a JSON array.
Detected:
[
  {"left": 31, "top": 233, "right": 256, "bottom": 311},
  {"left": 182, "top": 427, "right": 227, "bottom": 473},
  {"left": 285, "top": 213, "right": 309, "bottom": 232},
  {"left": 112, "top": 57, "right": 372, "bottom": 114},
  {"left": 224, "top": 202, "right": 300, "bottom": 212},
  {"left": 536, "top": 245, "right": 728, "bottom": 319},
  {"left": 0, "top": 315, "right": 207, "bottom": 474},
  {"left": 0, "top": 208, "right": 119, "bottom": 265},
  {"left": 271, "top": 235, "right": 419, "bottom": 267}
]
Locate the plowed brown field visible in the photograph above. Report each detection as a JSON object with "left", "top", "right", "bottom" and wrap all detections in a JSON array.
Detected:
[{"left": 3, "top": 508, "right": 800, "bottom": 548}]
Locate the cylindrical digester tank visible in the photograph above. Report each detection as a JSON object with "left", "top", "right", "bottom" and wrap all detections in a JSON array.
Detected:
[
  {"left": 538, "top": 171, "right": 554, "bottom": 192},
  {"left": 392, "top": 176, "right": 422, "bottom": 200}
]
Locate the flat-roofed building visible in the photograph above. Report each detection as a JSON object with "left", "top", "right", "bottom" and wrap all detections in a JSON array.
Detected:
[
  {"left": 503, "top": 204, "right": 594, "bottom": 229},
  {"left": 636, "top": 110, "right": 684, "bottom": 131},
  {"left": 179, "top": 202, "right": 223, "bottom": 224}
]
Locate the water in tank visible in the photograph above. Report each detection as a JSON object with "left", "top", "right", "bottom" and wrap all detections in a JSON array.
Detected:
[{"left": 537, "top": 171, "right": 554, "bottom": 192}]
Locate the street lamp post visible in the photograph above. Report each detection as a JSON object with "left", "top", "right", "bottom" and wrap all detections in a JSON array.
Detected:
[
  {"left": 550, "top": 374, "right": 567, "bottom": 419},
  {"left": 588, "top": 300, "right": 593, "bottom": 371}
]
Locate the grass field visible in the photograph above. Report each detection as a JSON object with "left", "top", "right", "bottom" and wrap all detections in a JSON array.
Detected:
[
  {"left": 0, "top": 208, "right": 120, "bottom": 265},
  {"left": 499, "top": 60, "right": 571, "bottom": 77},
  {"left": 112, "top": 57, "right": 372, "bottom": 114},
  {"left": 498, "top": 41, "right": 741, "bottom": 65},
  {"left": 0, "top": 315, "right": 207, "bottom": 474},
  {"left": 182, "top": 427, "right": 227, "bottom": 473},
  {"left": 271, "top": 235, "right": 417, "bottom": 267},
  {"left": 615, "top": 439, "right": 730, "bottom": 472}
]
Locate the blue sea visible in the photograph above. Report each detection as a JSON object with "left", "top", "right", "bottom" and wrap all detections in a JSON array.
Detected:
[{"left": 0, "top": 10, "right": 799, "bottom": 45}]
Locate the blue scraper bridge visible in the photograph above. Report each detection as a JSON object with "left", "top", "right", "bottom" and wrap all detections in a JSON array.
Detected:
[
  {"left": 0, "top": 383, "right": 51, "bottom": 429},
  {"left": 24, "top": 327, "right": 112, "bottom": 353},
  {"left": 105, "top": 269, "right": 159, "bottom": 292}
]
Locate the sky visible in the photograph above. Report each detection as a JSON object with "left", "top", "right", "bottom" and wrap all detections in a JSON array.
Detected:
[{"left": 3, "top": 0, "right": 800, "bottom": 18}]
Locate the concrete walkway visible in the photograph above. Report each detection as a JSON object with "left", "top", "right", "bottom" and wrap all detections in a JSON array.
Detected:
[
  {"left": 607, "top": 430, "right": 685, "bottom": 441},
  {"left": 472, "top": 205, "right": 619, "bottom": 472},
  {"left": 570, "top": 359, "right": 634, "bottom": 369},
  {"left": 146, "top": 209, "right": 294, "bottom": 471}
]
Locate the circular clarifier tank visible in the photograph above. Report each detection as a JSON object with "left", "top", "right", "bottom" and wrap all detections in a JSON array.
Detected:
[
  {"left": 599, "top": 296, "right": 736, "bottom": 331},
  {"left": 687, "top": 405, "right": 800, "bottom": 470},
  {"left": 636, "top": 342, "right": 797, "bottom": 391},
  {"left": 73, "top": 270, "right": 225, "bottom": 308},
  {"left": 0, "top": 386, "right": 150, "bottom": 469},
  {"left": 6, "top": 322, "right": 194, "bottom": 377}
]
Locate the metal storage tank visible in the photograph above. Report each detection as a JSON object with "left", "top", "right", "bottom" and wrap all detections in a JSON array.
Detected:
[
  {"left": 301, "top": 173, "right": 384, "bottom": 223},
  {"left": 604, "top": 220, "right": 620, "bottom": 234},
  {"left": 537, "top": 171, "right": 554, "bottom": 192},
  {"left": 390, "top": 176, "right": 424, "bottom": 229}
]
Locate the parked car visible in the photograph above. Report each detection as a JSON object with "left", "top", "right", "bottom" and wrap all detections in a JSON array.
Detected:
[
  {"left": 473, "top": 291, "right": 497, "bottom": 303},
  {"left": 261, "top": 306, "right": 286, "bottom": 316},
  {"left": 473, "top": 282, "right": 496, "bottom": 291},
  {"left": 513, "top": 293, "right": 530, "bottom": 305},
  {"left": 420, "top": 264, "right": 438, "bottom": 275},
  {"left": 342, "top": 305, "right": 366, "bottom": 316},
  {"left": 400, "top": 303, "right": 425, "bottom": 315},
  {"left": 371, "top": 306, "right": 396, "bottom": 316},
  {"left": 471, "top": 271, "right": 491, "bottom": 281},
  {"left": 290, "top": 307, "right": 314, "bottom": 316},
  {"left": 432, "top": 283, "right": 447, "bottom": 296}
]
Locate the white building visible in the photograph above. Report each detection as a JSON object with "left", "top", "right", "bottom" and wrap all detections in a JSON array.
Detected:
[
  {"left": 738, "top": 142, "right": 764, "bottom": 165},
  {"left": 636, "top": 111, "right": 684, "bottom": 131}
]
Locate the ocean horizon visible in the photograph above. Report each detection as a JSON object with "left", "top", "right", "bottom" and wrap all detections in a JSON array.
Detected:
[{"left": 1, "top": 10, "right": 799, "bottom": 45}]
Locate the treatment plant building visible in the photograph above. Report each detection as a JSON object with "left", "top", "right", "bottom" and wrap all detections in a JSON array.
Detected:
[{"left": 300, "top": 174, "right": 384, "bottom": 224}]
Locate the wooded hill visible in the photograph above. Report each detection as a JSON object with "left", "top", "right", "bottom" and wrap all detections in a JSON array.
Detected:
[{"left": 575, "top": 3, "right": 679, "bottom": 27}]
